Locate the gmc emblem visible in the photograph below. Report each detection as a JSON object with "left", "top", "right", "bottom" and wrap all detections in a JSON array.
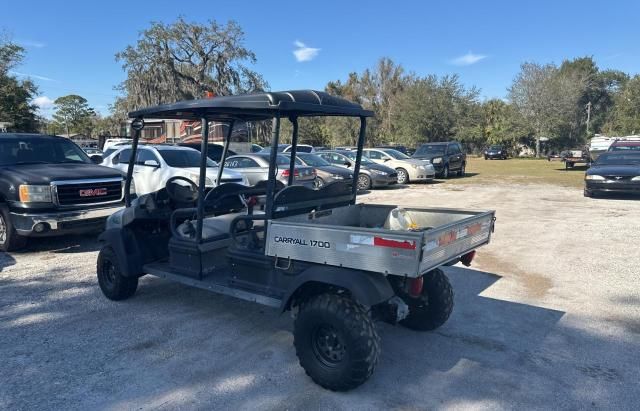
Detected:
[{"left": 79, "top": 188, "right": 108, "bottom": 197}]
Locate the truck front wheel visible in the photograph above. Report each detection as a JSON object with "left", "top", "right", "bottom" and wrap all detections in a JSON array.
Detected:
[
  {"left": 97, "top": 246, "right": 138, "bottom": 301},
  {"left": 294, "top": 293, "right": 380, "bottom": 391},
  {"left": 400, "top": 269, "right": 454, "bottom": 331},
  {"left": 0, "top": 205, "right": 28, "bottom": 252}
]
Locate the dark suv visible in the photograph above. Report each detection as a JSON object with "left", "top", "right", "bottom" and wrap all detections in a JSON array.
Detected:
[
  {"left": 0, "top": 133, "right": 125, "bottom": 251},
  {"left": 412, "top": 141, "right": 466, "bottom": 178}
]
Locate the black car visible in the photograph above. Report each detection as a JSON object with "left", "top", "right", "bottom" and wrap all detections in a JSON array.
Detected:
[
  {"left": 0, "top": 134, "right": 126, "bottom": 251},
  {"left": 412, "top": 141, "right": 467, "bottom": 178},
  {"left": 484, "top": 145, "right": 507, "bottom": 160},
  {"left": 178, "top": 142, "right": 236, "bottom": 162},
  {"left": 584, "top": 152, "right": 640, "bottom": 197}
]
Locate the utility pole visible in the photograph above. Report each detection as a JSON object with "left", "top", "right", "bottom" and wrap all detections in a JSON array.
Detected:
[{"left": 586, "top": 101, "right": 592, "bottom": 135}]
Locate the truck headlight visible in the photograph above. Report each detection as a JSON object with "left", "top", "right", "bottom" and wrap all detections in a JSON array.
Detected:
[
  {"left": 632, "top": 176, "right": 640, "bottom": 181},
  {"left": 19, "top": 185, "right": 52, "bottom": 203},
  {"left": 432, "top": 157, "right": 443, "bottom": 164},
  {"left": 585, "top": 175, "right": 604, "bottom": 180},
  {"left": 331, "top": 174, "right": 345, "bottom": 180},
  {"left": 371, "top": 169, "right": 388, "bottom": 175}
]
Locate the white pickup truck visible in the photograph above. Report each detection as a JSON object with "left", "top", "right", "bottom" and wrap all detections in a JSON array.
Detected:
[{"left": 101, "top": 144, "right": 247, "bottom": 195}]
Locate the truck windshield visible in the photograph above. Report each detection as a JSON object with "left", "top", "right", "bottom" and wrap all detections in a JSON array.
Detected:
[
  {"left": 0, "top": 137, "right": 91, "bottom": 166},
  {"left": 158, "top": 149, "right": 216, "bottom": 168},
  {"left": 415, "top": 145, "right": 446, "bottom": 156}
]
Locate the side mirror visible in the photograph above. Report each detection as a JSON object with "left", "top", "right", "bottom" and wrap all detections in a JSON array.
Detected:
[
  {"left": 143, "top": 159, "right": 160, "bottom": 168},
  {"left": 90, "top": 155, "right": 103, "bottom": 164},
  {"left": 383, "top": 157, "right": 391, "bottom": 162},
  {"left": 344, "top": 161, "right": 352, "bottom": 167}
]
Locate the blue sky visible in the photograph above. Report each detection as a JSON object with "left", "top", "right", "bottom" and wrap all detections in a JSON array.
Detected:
[{"left": 4, "top": 0, "right": 640, "bottom": 117}]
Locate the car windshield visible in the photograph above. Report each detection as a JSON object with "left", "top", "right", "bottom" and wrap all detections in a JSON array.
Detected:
[
  {"left": 382, "top": 149, "right": 410, "bottom": 159},
  {"left": 0, "top": 137, "right": 91, "bottom": 166},
  {"left": 596, "top": 153, "right": 640, "bottom": 165},
  {"left": 158, "top": 149, "right": 216, "bottom": 167},
  {"left": 296, "top": 145, "right": 314, "bottom": 153},
  {"left": 297, "top": 153, "right": 330, "bottom": 167},
  {"left": 415, "top": 144, "right": 446, "bottom": 156},
  {"left": 610, "top": 145, "right": 640, "bottom": 151},
  {"left": 489, "top": 145, "right": 502, "bottom": 150},
  {"left": 342, "top": 151, "right": 373, "bottom": 164}
]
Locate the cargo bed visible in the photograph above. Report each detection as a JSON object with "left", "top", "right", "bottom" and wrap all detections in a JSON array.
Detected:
[{"left": 265, "top": 204, "right": 495, "bottom": 277}]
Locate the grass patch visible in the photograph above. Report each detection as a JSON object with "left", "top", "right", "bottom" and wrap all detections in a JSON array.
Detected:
[{"left": 447, "top": 157, "right": 586, "bottom": 187}]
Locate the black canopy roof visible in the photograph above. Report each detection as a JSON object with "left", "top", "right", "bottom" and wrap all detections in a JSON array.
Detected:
[{"left": 128, "top": 90, "right": 374, "bottom": 121}]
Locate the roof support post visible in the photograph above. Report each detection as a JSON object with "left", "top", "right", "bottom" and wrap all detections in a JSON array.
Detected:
[
  {"left": 195, "top": 117, "right": 210, "bottom": 243},
  {"left": 287, "top": 116, "right": 299, "bottom": 186},
  {"left": 351, "top": 116, "right": 367, "bottom": 202},
  {"left": 125, "top": 118, "right": 143, "bottom": 207},
  {"left": 216, "top": 120, "right": 235, "bottom": 186},
  {"left": 265, "top": 114, "right": 281, "bottom": 218}
]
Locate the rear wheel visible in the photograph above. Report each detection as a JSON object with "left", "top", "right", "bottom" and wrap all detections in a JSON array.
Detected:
[
  {"left": 315, "top": 177, "right": 325, "bottom": 188},
  {"left": 0, "top": 205, "right": 27, "bottom": 252},
  {"left": 357, "top": 173, "right": 372, "bottom": 190},
  {"left": 396, "top": 168, "right": 409, "bottom": 184},
  {"left": 399, "top": 269, "right": 454, "bottom": 331},
  {"left": 294, "top": 293, "right": 380, "bottom": 391},
  {"left": 97, "top": 246, "right": 138, "bottom": 301}
]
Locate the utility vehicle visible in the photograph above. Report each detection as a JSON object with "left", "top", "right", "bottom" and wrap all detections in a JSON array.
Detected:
[{"left": 96, "top": 90, "right": 496, "bottom": 391}]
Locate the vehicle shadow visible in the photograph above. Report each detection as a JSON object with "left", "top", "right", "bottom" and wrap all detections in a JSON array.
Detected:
[
  {"left": 0, "top": 252, "right": 16, "bottom": 272},
  {"left": 18, "top": 233, "right": 101, "bottom": 254},
  {"left": 555, "top": 165, "right": 589, "bottom": 172},
  {"left": 590, "top": 193, "right": 640, "bottom": 201}
]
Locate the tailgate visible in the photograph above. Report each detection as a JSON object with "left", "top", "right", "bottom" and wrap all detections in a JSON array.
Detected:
[{"left": 419, "top": 210, "right": 495, "bottom": 273}]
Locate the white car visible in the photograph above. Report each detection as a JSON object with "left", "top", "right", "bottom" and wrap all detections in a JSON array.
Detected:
[
  {"left": 363, "top": 148, "right": 435, "bottom": 184},
  {"left": 102, "top": 145, "right": 247, "bottom": 196}
]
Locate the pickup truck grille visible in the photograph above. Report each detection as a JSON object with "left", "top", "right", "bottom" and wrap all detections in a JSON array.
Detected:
[{"left": 53, "top": 178, "right": 123, "bottom": 206}]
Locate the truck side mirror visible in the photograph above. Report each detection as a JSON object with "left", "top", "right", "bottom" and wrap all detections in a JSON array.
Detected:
[
  {"left": 90, "top": 155, "right": 103, "bottom": 164},
  {"left": 344, "top": 161, "right": 352, "bottom": 167},
  {"left": 143, "top": 159, "right": 160, "bottom": 168}
]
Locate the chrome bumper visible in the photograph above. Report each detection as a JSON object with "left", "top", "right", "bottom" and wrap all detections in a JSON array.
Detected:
[{"left": 10, "top": 204, "right": 123, "bottom": 235}]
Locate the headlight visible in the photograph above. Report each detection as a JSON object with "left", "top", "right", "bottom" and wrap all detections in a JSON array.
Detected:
[
  {"left": 585, "top": 175, "right": 604, "bottom": 180},
  {"left": 411, "top": 164, "right": 419, "bottom": 169},
  {"left": 188, "top": 173, "right": 214, "bottom": 186},
  {"left": 331, "top": 174, "right": 345, "bottom": 180},
  {"left": 19, "top": 185, "right": 52, "bottom": 203},
  {"left": 432, "top": 157, "right": 443, "bottom": 164},
  {"left": 371, "top": 169, "right": 388, "bottom": 175},
  {"left": 632, "top": 176, "right": 640, "bottom": 181}
]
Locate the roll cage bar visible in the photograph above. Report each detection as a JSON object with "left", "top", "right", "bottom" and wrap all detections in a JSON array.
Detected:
[{"left": 124, "top": 90, "right": 373, "bottom": 243}]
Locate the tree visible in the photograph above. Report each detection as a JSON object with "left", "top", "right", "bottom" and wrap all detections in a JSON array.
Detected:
[
  {"left": 115, "top": 17, "right": 267, "bottom": 113},
  {"left": 52, "top": 95, "right": 96, "bottom": 136},
  {"left": 0, "top": 38, "right": 39, "bottom": 132},
  {"left": 607, "top": 75, "right": 640, "bottom": 135}
]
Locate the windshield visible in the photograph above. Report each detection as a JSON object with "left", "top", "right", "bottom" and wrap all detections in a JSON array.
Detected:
[
  {"left": 610, "top": 145, "right": 640, "bottom": 151},
  {"left": 382, "top": 149, "right": 410, "bottom": 159},
  {"left": 595, "top": 153, "right": 640, "bottom": 165},
  {"left": 342, "top": 151, "right": 373, "bottom": 164},
  {"left": 0, "top": 137, "right": 91, "bottom": 166},
  {"left": 489, "top": 145, "right": 502, "bottom": 150},
  {"left": 415, "top": 144, "right": 446, "bottom": 156},
  {"left": 297, "top": 153, "right": 330, "bottom": 167},
  {"left": 158, "top": 149, "right": 216, "bottom": 167}
]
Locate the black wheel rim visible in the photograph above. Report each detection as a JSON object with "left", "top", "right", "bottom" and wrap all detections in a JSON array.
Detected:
[
  {"left": 0, "top": 214, "right": 6, "bottom": 245},
  {"left": 312, "top": 324, "right": 346, "bottom": 367},
  {"left": 357, "top": 175, "right": 369, "bottom": 190},
  {"left": 101, "top": 259, "right": 117, "bottom": 289}
]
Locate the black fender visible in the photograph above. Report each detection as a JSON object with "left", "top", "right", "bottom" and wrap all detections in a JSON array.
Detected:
[
  {"left": 98, "top": 228, "right": 143, "bottom": 278},
  {"left": 280, "top": 266, "right": 394, "bottom": 312}
]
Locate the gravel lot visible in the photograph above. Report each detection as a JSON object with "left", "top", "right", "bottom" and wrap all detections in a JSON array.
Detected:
[{"left": 1, "top": 182, "right": 639, "bottom": 410}]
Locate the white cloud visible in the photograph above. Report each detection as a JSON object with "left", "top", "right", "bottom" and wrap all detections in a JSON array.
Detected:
[
  {"left": 10, "top": 71, "right": 56, "bottom": 82},
  {"left": 293, "top": 40, "right": 320, "bottom": 62},
  {"left": 17, "top": 39, "right": 45, "bottom": 48},
  {"left": 450, "top": 52, "right": 487, "bottom": 66},
  {"left": 33, "top": 96, "right": 55, "bottom": 109}
]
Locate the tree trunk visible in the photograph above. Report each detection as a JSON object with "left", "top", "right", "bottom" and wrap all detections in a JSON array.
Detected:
[{"left": 535, "top": 135, "right": 540, "bottom": 158}]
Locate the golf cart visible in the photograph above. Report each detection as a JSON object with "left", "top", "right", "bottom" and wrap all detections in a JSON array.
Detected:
[{"left": 97, "top": 90, "right": 496, "bottom": 391}]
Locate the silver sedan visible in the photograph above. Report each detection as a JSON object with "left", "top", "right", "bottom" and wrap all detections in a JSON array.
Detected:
[{"left": 224, "top": 153, "right": 316, "bottom": 188}]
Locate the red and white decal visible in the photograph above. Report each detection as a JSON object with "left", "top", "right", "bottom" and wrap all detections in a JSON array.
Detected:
[{"left": 349, "top": 234, "right": 416, "bottom": 250}]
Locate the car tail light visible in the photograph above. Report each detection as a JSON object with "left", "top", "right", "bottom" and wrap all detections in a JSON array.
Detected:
[
  {"left": 460, "top": 250, "right": 476, "bottom": 267},
  {"left": 281, "top": 169, "right": 299, "bottom": 177}
]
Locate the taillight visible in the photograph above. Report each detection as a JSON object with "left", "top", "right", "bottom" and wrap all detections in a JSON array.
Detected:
[
  {"left": 460, "top": 250, "right": 476, "bottom": 267},
  {"left": 281, "top": 169, "right": 299, "bottom": 177}
]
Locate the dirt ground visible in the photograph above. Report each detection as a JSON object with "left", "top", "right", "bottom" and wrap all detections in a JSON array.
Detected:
[{"left": 1, "top": 181, "right": 639, "bottom": 410}]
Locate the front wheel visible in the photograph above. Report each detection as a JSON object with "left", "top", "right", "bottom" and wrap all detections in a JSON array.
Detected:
[
  {"left": 457, "top": 163, "right": 466, "bottom": 177},
  {"left": 400, "top": 269, "right": 454, "bottom": 331},
  {"left": 357, "top": 173, "right": 372, "bottom": 190},
  {"left": 294, "top": 293, "right": 380, "bottom": 391},
  {"left": 0, "top": 205, "right": 27, "bottom": 252},
  {"left": 97, "top": 246, "right": 138, "bottom": 301},
  {"left": 441, "top": 165, "right": 450, "bottom": 179},
  {"left": 315, "top": 177, "right": 325, "bottom": 188},
  {"left": 396, "top": 168, "right": 409, "bottom": 184}
]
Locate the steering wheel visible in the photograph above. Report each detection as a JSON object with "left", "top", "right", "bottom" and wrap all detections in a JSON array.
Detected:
[{"left": 165, "top": 176, "right": 199, "bottom": 203}]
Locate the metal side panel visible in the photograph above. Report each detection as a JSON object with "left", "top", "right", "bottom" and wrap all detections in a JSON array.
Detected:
[
  {"left": 419, "top": 211, "right": 495, "bottom": 273},
  {"left": 265, "top": 221, "right": 422, "bottom": 276}
]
